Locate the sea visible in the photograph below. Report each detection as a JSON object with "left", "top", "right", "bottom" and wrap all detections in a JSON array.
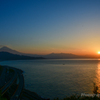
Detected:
[{"left": 0, "top": 59, "right": 100, "bottom": 99}]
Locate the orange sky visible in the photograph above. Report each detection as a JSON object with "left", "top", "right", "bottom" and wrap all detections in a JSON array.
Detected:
[{"left": 0, "top": 0, "right": 100, "bottom": 56}]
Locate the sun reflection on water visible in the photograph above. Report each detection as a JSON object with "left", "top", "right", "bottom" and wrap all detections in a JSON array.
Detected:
[{"left": 95, "top": 60, "right": 100, "bottom": 93}]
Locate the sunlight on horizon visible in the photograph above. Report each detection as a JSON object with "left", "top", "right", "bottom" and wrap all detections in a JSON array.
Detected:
[{"left": 98, "top": 51, "right": 100, "bottom": 54}]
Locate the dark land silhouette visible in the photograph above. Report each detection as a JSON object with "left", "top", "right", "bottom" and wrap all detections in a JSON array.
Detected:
[
  {"left": 0, "top": 46, "right": 99, "bottom": 59},
  {"left": 0, "top": 52, "right": 44, "bottom": 61}
]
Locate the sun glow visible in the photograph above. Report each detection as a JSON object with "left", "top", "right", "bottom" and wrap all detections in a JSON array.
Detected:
[{"left": 98, "top": 51, "right": 100, "bottom": 54}]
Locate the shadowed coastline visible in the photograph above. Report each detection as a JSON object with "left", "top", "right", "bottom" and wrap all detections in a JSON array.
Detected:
[{"left": 0, "top": 65, "right": 45, "bottom": 100}]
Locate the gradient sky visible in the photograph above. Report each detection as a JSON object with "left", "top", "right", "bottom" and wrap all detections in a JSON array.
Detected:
[{"left": 0, "top": 0, "right": 100, "bottom": 55}]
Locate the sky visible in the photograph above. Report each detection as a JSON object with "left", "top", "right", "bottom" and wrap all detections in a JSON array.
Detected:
[{"left": 0, "top": 0, "right": 100, "bottom": 55}]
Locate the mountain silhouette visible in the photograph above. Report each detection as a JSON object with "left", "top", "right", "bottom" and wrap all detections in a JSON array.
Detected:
[
  {"left": 0, "top": 46, "right": 22, "bottom": 55},
  {"left": 0, "top": 52, "right": 44, "bottom": 61},
  {"left": 43, "top": 53, "right": 80, "bottom": 59},
  {"left": 0, "top": 46, "right": 98, "bottom": 59}
]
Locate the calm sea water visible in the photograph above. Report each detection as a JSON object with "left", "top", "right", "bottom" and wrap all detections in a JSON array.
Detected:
[{"left": 0, "top": 59, "right": 100, "bottom": 99}]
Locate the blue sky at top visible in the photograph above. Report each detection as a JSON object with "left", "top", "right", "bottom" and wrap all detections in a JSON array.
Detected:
[{"left": 0, "top": 0, "right": 100, "bottom": 54}]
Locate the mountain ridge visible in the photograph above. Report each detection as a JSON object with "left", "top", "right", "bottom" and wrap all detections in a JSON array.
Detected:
[
  {"left": 0, "top": 46, "right": 98, "bottom": 59},
  {"left": 0, "top": 46, "right": 23, "bottom": 55},
  {"left": 0, "top": 51, "right": 44, "bottom": 61}
]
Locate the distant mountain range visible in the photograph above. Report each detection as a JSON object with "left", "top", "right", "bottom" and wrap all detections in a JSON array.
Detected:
[
  {"left": 0, "top": 46, "right": 45, "bottom": 61},
  {"left": 43, "top": 53, "right": 80, "bottom": 59},
  {"left": 43, "top": 53, "right": 98, "bottom": 59},
  {"left": 0, "top": 52, "right": 44, "bottom": 61},
  {"left": 0, "top": 46, "right": 24, "bottom": 55},
  {"left": 0, "top": 46, "right": 99, "bottom": 59}
]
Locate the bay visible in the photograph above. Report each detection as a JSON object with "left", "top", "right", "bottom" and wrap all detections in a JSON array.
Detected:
[{"left": 0, "top": 59, "right": 100, "bottom": 99}]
